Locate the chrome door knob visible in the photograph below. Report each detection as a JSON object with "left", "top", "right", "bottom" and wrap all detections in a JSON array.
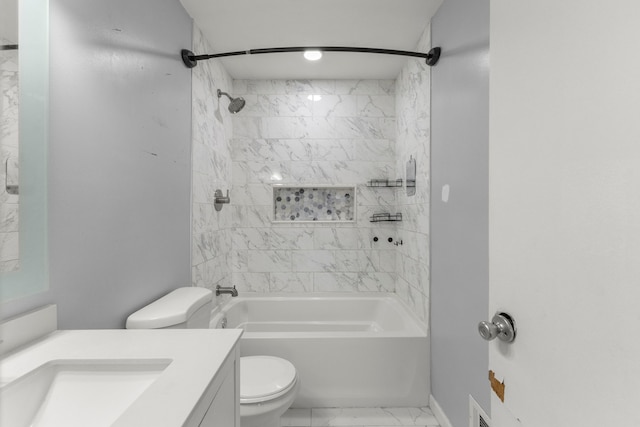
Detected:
[{"left": 478, "top": 312, "right": 516, "bottom": 343}]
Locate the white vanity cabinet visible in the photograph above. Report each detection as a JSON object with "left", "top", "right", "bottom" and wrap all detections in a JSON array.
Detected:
[
  {"left": 196, "top": 346, "right": 240, "bottom": 427},
  {"left": 0, "top": 306, "right": 243, "bottom": 427}
]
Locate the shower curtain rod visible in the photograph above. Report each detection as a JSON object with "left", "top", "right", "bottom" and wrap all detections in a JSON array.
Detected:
[{"left": 180, "top": 46, "right": 441, "bottom": 68}]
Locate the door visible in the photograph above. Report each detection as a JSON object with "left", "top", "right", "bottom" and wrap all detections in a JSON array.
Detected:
[{"left": 489, "top": 1, "right": 640, "bottom": 426}]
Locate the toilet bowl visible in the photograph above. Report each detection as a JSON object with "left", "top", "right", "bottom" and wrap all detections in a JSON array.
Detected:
[
  {"left": 239, "top": 356, "right": 299, "bottom": 427},
  {"left": 126, "top": 287, "right": 299, "bottom": 427}
]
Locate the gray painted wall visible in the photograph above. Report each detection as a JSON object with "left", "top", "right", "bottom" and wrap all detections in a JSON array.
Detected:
[
  {"left": 430, "top": 0, "right": 490, "bottom": 425},
  {"left": 45, "top": 0, "right": 193, "bottom": 329}
]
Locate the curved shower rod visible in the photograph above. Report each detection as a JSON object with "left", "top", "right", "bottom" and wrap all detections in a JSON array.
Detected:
[{"left": 180, "top": 46, "right": 441, "bottom": 68}]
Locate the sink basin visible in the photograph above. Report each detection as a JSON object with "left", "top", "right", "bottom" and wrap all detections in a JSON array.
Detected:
[{"left": 0, "top": 359, "right": 170, "bottom": 427}]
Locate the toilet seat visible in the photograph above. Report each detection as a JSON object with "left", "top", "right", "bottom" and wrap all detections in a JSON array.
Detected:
[{"left": 240, "top": 356, "right": 298, "bottom": 404}]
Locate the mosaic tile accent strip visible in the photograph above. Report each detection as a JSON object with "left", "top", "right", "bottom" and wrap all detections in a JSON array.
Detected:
[{"left": 273, "top": 186, "right": 355, "bottom": 222}]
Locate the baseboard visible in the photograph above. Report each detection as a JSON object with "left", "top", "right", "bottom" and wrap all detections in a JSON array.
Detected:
[{"left": 430, "top": 394, "right": 454, "bottom": 427}]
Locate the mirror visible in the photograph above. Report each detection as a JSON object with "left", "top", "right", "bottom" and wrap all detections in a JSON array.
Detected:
[{"left": 0, "top": 0, "right": 49, "bottom": 302}]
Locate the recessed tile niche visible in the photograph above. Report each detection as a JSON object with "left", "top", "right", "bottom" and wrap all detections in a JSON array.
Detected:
[{"left": 273, "top": 186, "right": 356, "bottom": 222}]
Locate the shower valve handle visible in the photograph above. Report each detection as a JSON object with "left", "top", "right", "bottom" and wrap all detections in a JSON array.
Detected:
[{"left": 214, "top": 189, "right": 230, "bottom": 211}]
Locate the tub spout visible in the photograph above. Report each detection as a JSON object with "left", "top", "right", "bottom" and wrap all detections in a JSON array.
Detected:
[{"left": 216, "top": 285, "right": 238, "bottom": 297}]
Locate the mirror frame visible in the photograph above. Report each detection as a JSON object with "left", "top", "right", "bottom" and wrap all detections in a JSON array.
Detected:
[{"left": 1, "top": 0, "right": 48, "bottom": 302}]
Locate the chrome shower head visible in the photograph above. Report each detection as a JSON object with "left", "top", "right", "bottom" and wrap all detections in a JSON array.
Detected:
[{"left": 217, "top": 89, "right": 245, "bottom": 114}]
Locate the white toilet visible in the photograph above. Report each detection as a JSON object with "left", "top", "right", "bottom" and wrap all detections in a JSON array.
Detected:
[{"left": 126, "top": 287, "right": 299, "bottom": 427}]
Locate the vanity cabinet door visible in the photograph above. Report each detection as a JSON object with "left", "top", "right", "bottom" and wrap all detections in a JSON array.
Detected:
[{"left": 198, "top": 354, "right": 239, "bottom": 427}]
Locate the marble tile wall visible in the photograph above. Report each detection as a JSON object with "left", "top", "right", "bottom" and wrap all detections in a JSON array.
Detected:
[
  {"left": 394, "top": 26, "right": 432, "bottom": 321},
  {"left": 0, "top": 40, "right": 20, "bottom": 273},
  {"left": 230, "top": 79, "right": 399, "bottom": 293},
  {"left": 190, "top": 27, "right": 236, "bottom": 307}
]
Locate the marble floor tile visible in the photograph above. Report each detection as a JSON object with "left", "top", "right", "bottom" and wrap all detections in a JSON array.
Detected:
[
  {"left": 379, "top": 407, "right": 440, "bottom": 426},
  {"left": 307, "top": 407, "right": 440, "bottom": 427},
  {"left": 282, "top": 408, "right": 312, "bottom": 427}
]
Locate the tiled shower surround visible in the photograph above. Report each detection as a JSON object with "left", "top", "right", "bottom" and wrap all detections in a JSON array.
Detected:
[
  {"left": 230, "top": 79, "right": 399, "bottom": 294},
  {"left": 192, "top": 25, "right": 432, "bottom": 322}
]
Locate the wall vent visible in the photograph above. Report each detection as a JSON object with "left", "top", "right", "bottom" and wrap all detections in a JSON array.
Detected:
[{"left": 469, "top": 395, "right": 492, "bottom": 427}]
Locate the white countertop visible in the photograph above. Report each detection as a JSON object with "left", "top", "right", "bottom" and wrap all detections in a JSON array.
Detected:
[{"left": 0, "top": 329, "right": 243, "bottom": 427}]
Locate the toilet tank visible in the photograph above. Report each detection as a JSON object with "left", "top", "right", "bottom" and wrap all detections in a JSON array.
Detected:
[{"left": 126, "top": 287, "right": 213, "bottom": 329}]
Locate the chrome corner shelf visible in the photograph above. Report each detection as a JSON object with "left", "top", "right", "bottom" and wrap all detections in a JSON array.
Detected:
[
  {"left": 370, "top": 213, "right": 403, "bottom": 223},
  {"left": 366, "top": 179, "right": 403, "bottom": 188}
]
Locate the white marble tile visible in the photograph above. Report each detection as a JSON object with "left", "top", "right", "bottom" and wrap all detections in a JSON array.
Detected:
[
  {"left": 282, "top": 408, "right": 312, "bottom": 427},
  {"left": 269, "top": 272, "right": 313, "bottom": 292},
  {"left": 334, "top": 250, "right": 360, "bottom": 271},
  {"left": 245, "top": 161, "right": 295, "bottom": 183},
  {"left": 247, "top": 250, "right": 292, "bottom": 272},
  {"left": 353, "top": 139, "right": 396, "bottom": 162},
  {"left": 310, "top": 407, "right": 440, "bottom": 426},
  {"left": 285, "top": 407, "right": 439, "bottom": 427},
  {"left": 234, "top": 138, "right": 311, "bottom": 162},
  {"left": 357, "top": 95, "right": 395, "bottom": 118},
  {"left": 358, "top": 272, "right": 396, "bottom": 292},
  {"left": 287, "top": 162, "right": 335, "bottom": 185},
  {"left": 269, "top": 94, "right": 313, "bottom": 117},
  {"left": 306, "top": 139, "right": 353, "bottom": 161},
  {"left": 192, "top": 256, "right": 228, "bottom": 287},
  {"left": 0, "top": 203, "right": 18, "bottom": 233},
  {"left": 270, "top": 228, "right": 315, "bottom": 250},
  {"left": 291, "top": 250, "right": 336, "bottom": 272},
  {"left": 357, "top": 186, "right": 396, "bottom": 208},
  {"left": 398, "top": 255, "right": 420, "bottom": 289},
  {"left": 192, "top": 203, "right": 218, "bottom": 235},
  {"left": 234, "top": 80, "right": 282, "bottom": 95},
  {"left": 231, "top": 160, "right": 250, "bottom": 185},
  {"left": 233, "top": 116, "right": 265, "bottom": 139},
  {"left": 314, "top": 228, "right": 359, "bottom": 250},
  {"left": 357, "top": 250, "right": 381, "bottom": 272},
  {"left": 232, "top": 138, "right": 287, "bottom": 162},
  {"left": 232, "top": 228, "right": 270, "bottom": 250},
  {"left": 230, "top": 249, "right": 248, "bottom": 273},
  {"left": 333, "top": 117, "right": 383, "bottom": 139},
  {"left": 378, "top": 80, "right": 396, "bottom": 96},
  {"left": 232, "top": 183, "right": 273, "bottom": 206},
  {"left": 312, "top": 95, "right": 358, "bottom": 117},
  {"left": 402, "top": 281, "right": 427, "bottom": 322},
  {"left": 0, "top": 231, "right": 18, "bottom": 261},
  {"left": 232, "top": 205, "right": 273, "bottom": 227},
  {"left": 378, "top": 250, "right": 397, "bottom": 272},
  {"left": 313, "top": 272, "right": 358, "bottom": 292},
  {"left": 282, "top": 80, "right": 336, "bottom": 95},
  {"left": 334, "top": 80, "right": 383, "bottom": 95},
  {"left": 358, "top": 227, "right": 391, "bottom": 249},
  {"left": 232, "top": 272, "right": 270, "bottom": 292},
  {"left": 264, "top": 117, "right": 339, "bottom": 139},
  {"left": 380, "top": 408, "right": 439, "bottom": 426},
  {"left": 244, "top": 205, "right": 274, "bottom": 228}
]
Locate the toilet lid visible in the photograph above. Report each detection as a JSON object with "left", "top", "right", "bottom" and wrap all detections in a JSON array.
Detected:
[{"left": 240, "top": 356, "right": 297, "bottom": 404}]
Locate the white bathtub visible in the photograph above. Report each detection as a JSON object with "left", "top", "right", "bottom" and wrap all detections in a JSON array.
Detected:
[{"left": 210, "top": 293, "right": 429, "bottom": 408}]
